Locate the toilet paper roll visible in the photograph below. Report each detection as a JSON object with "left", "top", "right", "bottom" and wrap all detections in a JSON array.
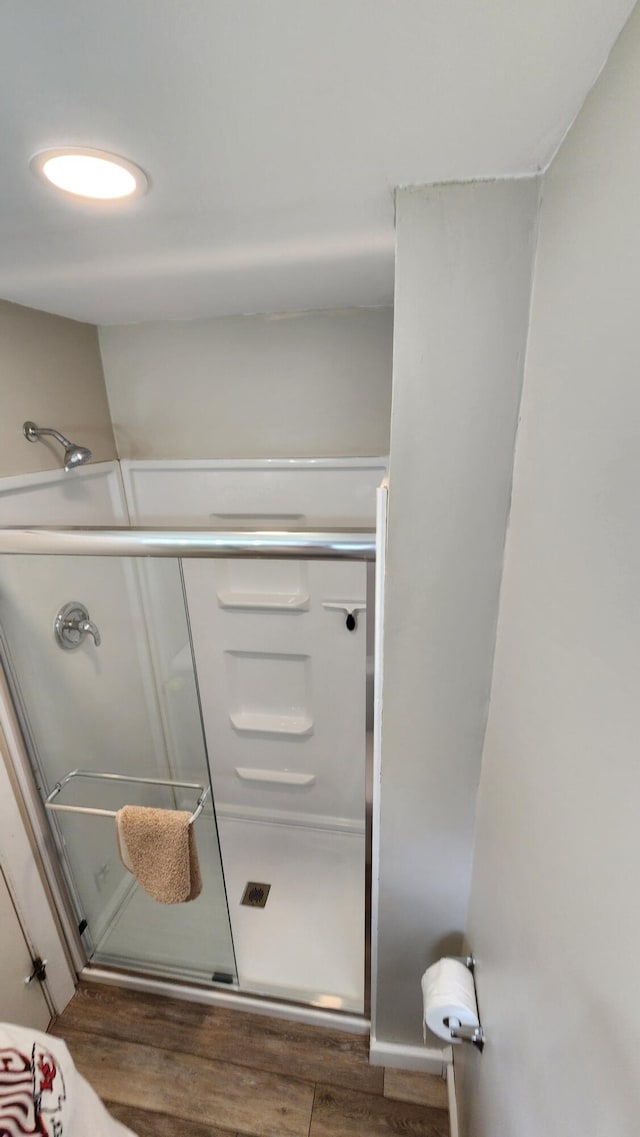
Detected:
[{"left": 421, "top": 958, "right": 479, "bottom": 1044}]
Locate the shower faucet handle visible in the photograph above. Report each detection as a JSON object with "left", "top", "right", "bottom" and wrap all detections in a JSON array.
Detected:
[
  {"left": 54, "top": 602, "right": 101, "bottom": 650},
  {"left": 77, "top": 619, "right": 101, "bottom": 646}
]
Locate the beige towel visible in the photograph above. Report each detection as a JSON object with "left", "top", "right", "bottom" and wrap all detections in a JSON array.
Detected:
[{"left": 115, "top": 806, "right": 203, "bottom": 903}]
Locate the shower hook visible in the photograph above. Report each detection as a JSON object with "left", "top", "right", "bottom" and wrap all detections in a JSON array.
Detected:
[
  {"left": 54, "top": 602, "right": 101, "bottom": 650},
  {"left": 321, "top": 601, "right": 367, "bottom": 632}
]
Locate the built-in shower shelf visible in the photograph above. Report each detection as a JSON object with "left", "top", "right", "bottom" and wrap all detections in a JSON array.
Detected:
[
  {"left": 235, "top": 767, "right": 316, "bottom": 787},
  {"left": 216, "top": 590, "right": 310, "bottom": 612},
  {"left": 229, "top": 711, "right": 314, "bottom": 737}
]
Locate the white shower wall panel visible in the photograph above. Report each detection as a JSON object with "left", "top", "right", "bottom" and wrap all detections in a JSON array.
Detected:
[
  {"left": 120, "top": 455, "right": 383, "bottom": 714},
  {"left": 120, "top": 458, "right": 383, "bottom": 831},
  {"left": 0, "top": 463, "right": 127, "bottom": 527},
  {"left": 182, "top": 557, "right": 366, "bottom": 828},
  {"left": 120, "top": 458, "right": 387, "bottom": 528}
]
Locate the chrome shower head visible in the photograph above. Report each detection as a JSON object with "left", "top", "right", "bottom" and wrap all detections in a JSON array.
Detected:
[
  {"left": 23, "top": 421, "right": 92, "bottom": 472},
  {"left": 62, "top": 442, "right": 93, "bottom": 471}
]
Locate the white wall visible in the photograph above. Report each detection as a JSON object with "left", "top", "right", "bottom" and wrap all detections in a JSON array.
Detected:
[
  {"left": 373, "top": 180, "right": 539, "bottom": 1054},
  {"left": 460, "top": 8, "right": 640, "bottom": 1135},
  {"left": 99, "top": 307, "right": 393, "bottom": 460}
]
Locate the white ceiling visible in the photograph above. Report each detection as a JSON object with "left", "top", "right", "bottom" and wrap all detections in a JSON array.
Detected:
[{"left": 0, "top": 1, "right": 635, "bottom": 326}]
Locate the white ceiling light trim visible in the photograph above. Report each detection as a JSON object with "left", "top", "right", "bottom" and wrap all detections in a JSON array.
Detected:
[{"left": 30, "top": 147, "right": 148, "bottom": 201}]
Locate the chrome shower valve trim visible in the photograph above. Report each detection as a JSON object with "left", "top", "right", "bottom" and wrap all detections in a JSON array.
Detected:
[{"left": 54, "top": 602, "right": 101, "bottom": 650}]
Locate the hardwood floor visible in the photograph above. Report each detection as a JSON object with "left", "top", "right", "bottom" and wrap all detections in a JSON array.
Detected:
[{"left": 51, "top": 983, "right": 450, "bottom": 1137}]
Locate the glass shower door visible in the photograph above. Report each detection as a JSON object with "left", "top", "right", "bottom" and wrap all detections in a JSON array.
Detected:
[{"left": 0, "top": 552, "right": 236, "bottom": 986}]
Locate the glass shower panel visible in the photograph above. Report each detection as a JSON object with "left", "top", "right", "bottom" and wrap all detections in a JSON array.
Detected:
[{"left": 0, "top": 553, "right": 236, "bottom": 986}]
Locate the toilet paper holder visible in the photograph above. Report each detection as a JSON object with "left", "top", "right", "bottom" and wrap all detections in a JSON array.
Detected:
[{"left": 445, "top": 955, "right": 485, "bottom": 1052}]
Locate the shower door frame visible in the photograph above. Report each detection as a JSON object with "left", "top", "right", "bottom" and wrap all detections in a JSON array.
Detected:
[{"left": 0, "top": 524, "right": 376, "bottom": 1028}]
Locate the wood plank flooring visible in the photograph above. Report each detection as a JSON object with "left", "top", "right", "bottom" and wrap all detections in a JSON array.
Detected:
[{"left": 51, "top": 983, "right": 449, "bottom": 1137}]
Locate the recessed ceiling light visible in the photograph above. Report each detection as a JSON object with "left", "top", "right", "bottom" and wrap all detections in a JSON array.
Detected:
[{"left": 30, "top": 147, "right": 148, "bottom": 201}]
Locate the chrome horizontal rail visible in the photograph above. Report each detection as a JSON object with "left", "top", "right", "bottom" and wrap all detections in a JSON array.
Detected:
[
  {"left": 44, "top": 769, "right": 210, "bottom": 827},
  {"left": 0, "top": 527, "right": 375, "bottom": 560}
]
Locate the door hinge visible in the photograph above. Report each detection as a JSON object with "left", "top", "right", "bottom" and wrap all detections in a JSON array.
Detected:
[{"left": 24, "top": 957, "right": 48, "bottom": 986}]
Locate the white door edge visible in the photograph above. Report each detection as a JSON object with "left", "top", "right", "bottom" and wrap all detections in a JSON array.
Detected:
[{"left": 0, "top": 690, "right": 78, "bottom": 1014}]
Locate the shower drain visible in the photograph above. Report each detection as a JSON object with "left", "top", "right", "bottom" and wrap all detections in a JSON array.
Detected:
[{"left": 241, "top": 881, "right": 271, "bottom": 908}]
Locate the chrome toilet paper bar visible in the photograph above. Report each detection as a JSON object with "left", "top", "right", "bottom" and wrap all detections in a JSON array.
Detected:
[
  {"left": 446, "top": 1021, "right": 485, "bottom": 1049},
  {"left": 446, "top": 955, "right": 485, "bottom": 1051}
]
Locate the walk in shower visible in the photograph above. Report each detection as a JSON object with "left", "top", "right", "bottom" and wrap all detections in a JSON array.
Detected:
[{"left": 0, "top": 527, "right": 374, "bottom": 1016}]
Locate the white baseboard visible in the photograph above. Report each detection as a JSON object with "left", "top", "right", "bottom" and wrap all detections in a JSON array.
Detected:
[
  {"left": 447, "top": 1061, "right": 460, "bottom": 1137},
  {"left": 368, "top": 1037, "right": 452, "bottom": 1076}
]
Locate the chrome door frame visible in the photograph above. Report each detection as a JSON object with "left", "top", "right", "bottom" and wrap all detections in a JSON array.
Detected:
[{"left": 0, "top": 526, "right": 375, "bottom": 1021}]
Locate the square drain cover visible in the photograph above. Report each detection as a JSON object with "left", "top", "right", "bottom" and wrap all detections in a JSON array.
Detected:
[{"left": 241, "top": 881, "right": 271, "bottom": 908}]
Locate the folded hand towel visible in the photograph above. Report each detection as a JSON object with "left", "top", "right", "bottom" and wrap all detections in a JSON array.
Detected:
[{"left": 115, "top": 806, "right": 202, "bottom": 904}]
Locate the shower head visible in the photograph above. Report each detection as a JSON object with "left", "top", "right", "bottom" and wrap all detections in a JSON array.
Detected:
[
  {"left": 63, "top": 442, "right": 93, "bottom": 471},
  {"left": 23, "top": 421, "right": 92, "bottom": 472}
]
